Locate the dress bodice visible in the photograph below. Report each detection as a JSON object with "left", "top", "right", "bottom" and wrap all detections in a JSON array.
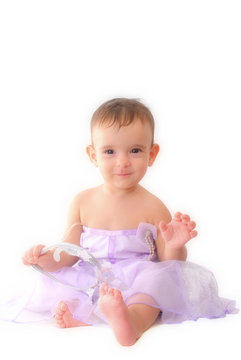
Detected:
[{"left": 80, "top": 222, "right": 157, "bottom": 263}]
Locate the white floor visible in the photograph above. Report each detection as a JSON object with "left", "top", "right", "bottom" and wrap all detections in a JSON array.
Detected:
[{"left": 1, "top": 311, "right": 240, "bottom": 360}]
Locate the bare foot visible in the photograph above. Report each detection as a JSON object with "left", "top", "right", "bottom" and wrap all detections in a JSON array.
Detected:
[
  {"left": 55, "top": 301, "right": 90, "bottom": 328},
  {"left": 98, "top": 284, "right": 138, "bottom": 346}
]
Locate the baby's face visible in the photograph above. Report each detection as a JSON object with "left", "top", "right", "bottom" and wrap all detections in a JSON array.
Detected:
[{"left": 87, "top": 119, "right": 159, "bottom": 192}]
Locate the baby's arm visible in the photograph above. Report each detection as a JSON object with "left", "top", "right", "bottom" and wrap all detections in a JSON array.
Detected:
[
  {"left": 157, "top": 212, "right": 197, "bottom": 261},
  {"left": 22, "top": 193, "right": 83, "bottom": 272}
]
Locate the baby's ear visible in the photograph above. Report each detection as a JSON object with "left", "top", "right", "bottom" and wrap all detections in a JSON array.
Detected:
[
  {"left": 86, "top": 145, "right": 98, "bottom": 167},
  {"left": 148, "top": 144, "right": 160, "bottom": 166}
]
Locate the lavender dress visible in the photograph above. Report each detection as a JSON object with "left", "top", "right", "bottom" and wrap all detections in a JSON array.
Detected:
[{"left": 1, "top": 223, "right": 238, "bottom": 324}]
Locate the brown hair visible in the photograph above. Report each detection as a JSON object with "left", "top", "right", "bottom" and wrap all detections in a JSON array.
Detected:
[{"left": 91, "top": 98, "right": 155, "bottom": 144}]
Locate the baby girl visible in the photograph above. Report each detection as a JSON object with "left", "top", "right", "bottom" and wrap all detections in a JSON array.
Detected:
[{"left": 22, "top": 98, "right": 236, "bottom": 346}]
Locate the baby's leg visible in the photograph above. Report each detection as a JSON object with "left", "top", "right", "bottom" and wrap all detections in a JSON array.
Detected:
[
  {"left": 98, "top": 284, "right": 160, "bottom": 346},
  {"left": 55, "top": 301, "right": 91, "bottom": 328}
]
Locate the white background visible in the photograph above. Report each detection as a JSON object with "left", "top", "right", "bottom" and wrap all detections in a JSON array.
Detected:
[{"left": 0, "top": 1, "right": 240, "bottom": 359}]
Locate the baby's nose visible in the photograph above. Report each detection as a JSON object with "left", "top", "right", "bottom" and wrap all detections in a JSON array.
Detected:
[{"left": 117, "top": 155, "right": 130, "bottom": 167}]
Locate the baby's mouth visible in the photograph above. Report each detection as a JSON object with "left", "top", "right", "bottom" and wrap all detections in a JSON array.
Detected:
[{"left": 116, "top": 173, "right": 131, "bottom": 177}]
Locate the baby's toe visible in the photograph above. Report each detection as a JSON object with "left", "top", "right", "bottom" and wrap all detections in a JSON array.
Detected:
[
  {"left": 57, "top": 320, "right": 66, "bottom": 328},
  {"left": 59, "top": 301, "right": 67, "bottom": 310},
  {"left": 113, "top": 288, "right": 122, "bottom": 300},
  {"left": 99, "top": 283, "right": 108, "bottom": 296},
  {"left": 55, "top": 313, "right": 62, "bottom": 320},
  {"left": 107, "top": 286, "right": 115, "bottom": 296}
]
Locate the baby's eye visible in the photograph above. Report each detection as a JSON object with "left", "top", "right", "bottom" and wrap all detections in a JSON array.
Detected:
[
  {"left": 131, "top": 148, "right": 142, "bottom": 153},
  {"left": 104, "top": 149, "right": 114, "bottom": 155}
]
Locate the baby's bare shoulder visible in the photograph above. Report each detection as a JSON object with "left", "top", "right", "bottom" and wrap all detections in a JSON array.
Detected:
[
  {"left": 66, "top": 187, "right": 99, "bottom": 225},
  {"left": 71, "top": 187, "right": 98, "bottom": 205},
  {"left": 142, "top": 189, "right": 172, "bottom": 224}
]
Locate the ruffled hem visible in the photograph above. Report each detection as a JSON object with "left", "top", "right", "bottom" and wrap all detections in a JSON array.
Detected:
[{"left": 0, "top": 259, "right": 238, "bottom": 325}]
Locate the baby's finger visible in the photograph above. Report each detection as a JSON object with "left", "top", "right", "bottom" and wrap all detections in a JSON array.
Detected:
[
  {"left": 174, "top": 212, "right": 182, "bottom": 221},
  {"left": 159, "top": 221, "right": 168, "bottom": 232},
  {"left": 32, "top": 244, "right": 45, "bottom": 257},
  {"left": 190, "top": 230, "right": 198, "bottom": 238},
  {"left": 22, "top": 253, "right": 37, "bottom": 265},
  {"left": 22, "top": 255, "right": 30, "bottom": 265},
  {"left": 188, "top": 221, "right": 196, "bottom": 230},
  {"left": 181, "top": 214, "right": 190, "bottom": 224},
  {"left": 22, "top": 245, "right": 45, "bottom": 265},
  {"left": 24, "top": 248, "right": 34, "bottom": 261},
  {"left": 23, "top": 254, "right": 35, "bottom": 265}
]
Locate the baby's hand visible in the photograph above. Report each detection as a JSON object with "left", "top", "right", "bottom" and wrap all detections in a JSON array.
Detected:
[
  {"left": 22, "top": 244, "right": 54, "bottom": 270},
  {"left": 159, "top": 212, "right": 197, "bottom": 249}
]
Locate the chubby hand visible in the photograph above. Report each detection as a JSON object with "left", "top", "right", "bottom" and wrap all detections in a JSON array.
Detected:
[
  {"left": 22, "top": 244, "right": 54, "bottom": 270},
  {"left": 159, "top": 212, "right": 197, "bottom": 249}
]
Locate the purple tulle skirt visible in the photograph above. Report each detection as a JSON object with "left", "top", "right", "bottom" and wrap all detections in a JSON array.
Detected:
[{"left": 0, "top": 223, "right": 238, "bottom": 325}]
